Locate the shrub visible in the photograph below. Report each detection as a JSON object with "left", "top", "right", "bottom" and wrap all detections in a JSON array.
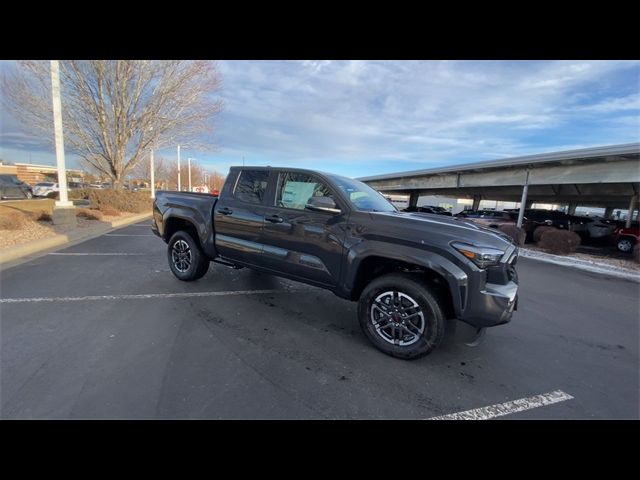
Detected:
[
  {"left": 76, "top": 208, "right": 103, "bottom": 221},
  {"left": 75, "top": 189, "right": 152, "bottom": 213},
  {"left": 0, "top": 210, "right": 27, "bottom": 230},
  {"left": 498, "top": 224, "right": 526, "bottom": 246},
  {"left": 538, "top": 229, "right": 581, "bottom": 255},
  {"left": 533, "top": 226, "right": 556, "bottom": 243},
  {"left": 633, "top": 244, "right": 640, "bottom": 264},
  {"left": 100, "top": 207, "right": 121, "bottom": 216},
  {"left": 68, "top": 189, "right": 89, "bottom": 200}
]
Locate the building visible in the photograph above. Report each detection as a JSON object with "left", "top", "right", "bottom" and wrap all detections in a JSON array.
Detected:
[
  {"left": 360, "top": 143, "right": 640, "bottom": 226},
  {"left": 0, "top": 161, "right": 85, "bottom": 185}
]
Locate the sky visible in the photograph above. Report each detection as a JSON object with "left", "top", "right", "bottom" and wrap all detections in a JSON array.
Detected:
[{"left": 1, "top": 60, "right": 638, "bottom": 179}]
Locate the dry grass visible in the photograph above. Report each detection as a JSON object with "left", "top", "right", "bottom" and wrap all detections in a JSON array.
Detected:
[
  {"left": 99, "top": 206, "right": 121, "bottom": 216},
  {"left": 0, "top": 199, "right": 55, "bottom": 216},
  {"left": 538, "top": 229, "right": 582, "bottom": 255},
  {"left": 0, "top": 210, "right": 27, "bottom": 230},
  {"left": 76, "top": 208, "right": 103, "bottom": 221},
  {"left": 498, "top": 224, "right": 526, "bottom": 246}
]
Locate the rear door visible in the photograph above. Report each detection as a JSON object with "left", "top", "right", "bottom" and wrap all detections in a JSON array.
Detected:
[
  {"left": 213, "top": 169, "right": 270, "bottom": 266},
  {"left": 259, "top": 170, "right": 349, "bottom": 287}
]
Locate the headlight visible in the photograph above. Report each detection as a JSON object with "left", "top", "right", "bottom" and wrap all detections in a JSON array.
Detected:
[{"left": 452, "top": 242, "right": 505, "bottom": 269}]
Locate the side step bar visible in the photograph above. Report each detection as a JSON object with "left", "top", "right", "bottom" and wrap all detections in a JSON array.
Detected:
[{"left": 212, "top": 258, "right": 243, "bottom": 269}]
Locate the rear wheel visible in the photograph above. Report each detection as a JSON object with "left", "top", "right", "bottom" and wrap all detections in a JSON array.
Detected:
[
  {"left": 617, "top": 237, "right": 634, "bottom": 253},
  {"left": 167, "top": 230, "right": 209, "bottom": 281},
  {"left": 358, "top": 273, "right": 446, "bottom": 360}
]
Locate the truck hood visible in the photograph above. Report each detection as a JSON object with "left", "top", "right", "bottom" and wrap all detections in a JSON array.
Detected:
[{"left": 371, "top": 211, "right": 516, "bottom": 251}]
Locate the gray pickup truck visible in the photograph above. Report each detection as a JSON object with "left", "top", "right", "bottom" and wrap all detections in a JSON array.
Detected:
[{"left": 152, "top": 166, "right": 519, "bottom": 359}]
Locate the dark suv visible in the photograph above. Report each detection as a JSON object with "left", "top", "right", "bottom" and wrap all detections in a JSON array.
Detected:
[{"left": 0, "top": 175, "right": 33, "bottom": 200}]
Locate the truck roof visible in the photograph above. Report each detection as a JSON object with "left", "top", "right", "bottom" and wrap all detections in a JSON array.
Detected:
[{"left": 229, "top": 165, "right": 341, "bottom": 178}]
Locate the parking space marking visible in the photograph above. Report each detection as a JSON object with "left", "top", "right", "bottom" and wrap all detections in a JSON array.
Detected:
[
  {"left": 0, "top": 289, "right": 289, "bottom": 304},
  {"left": 48, "top": 253, "right": 148, "bottom": 256},
  {"left": 428, "top": 390, "right": 574, "bottom": 420},
  {"left": 104, "top": 234, "right": 155, "bottom": 237}
]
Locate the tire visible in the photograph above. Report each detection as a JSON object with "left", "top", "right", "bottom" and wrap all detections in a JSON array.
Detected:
[
  {"left": 617, "top": 237, "right": 634, "bottom": 253},
  {"left": 167, "top": 230, "right": 210, "bottom": 281},
  {"left": 25, "top": 191, "right": 33, "bottom": 199},
  {"left": 358, "top": 273, "right": 446, "bottom": 360}
]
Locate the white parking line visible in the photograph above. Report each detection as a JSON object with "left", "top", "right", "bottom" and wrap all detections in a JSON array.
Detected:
[
  {"left": 104, "top": 234, "right": 155, "bottom": 237},
  {"left": 0, "top": 289, "right": 288, "bottom": 304},
  {"left": 48, "top": 253, "right": 148, "bottom": 256},
  {"left": 428, "top": 390, "right": 574, "bottom": 420}
]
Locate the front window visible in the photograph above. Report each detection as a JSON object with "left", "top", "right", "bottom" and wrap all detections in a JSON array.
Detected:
[
  {"left": 275, "top": 172, "right": 335, "bottom": 211},
  {"left": 328, "top": 175, "right": 397, "bottom": 212}
]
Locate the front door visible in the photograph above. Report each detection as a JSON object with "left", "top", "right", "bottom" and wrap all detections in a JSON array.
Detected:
[{"left": 259, "top": 171, "right": 349, "bottom": 287}]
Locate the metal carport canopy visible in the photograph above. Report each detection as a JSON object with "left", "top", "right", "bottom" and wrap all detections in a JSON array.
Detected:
[{"left": 358, "top": 143, "right": 640, "bottom": 209}]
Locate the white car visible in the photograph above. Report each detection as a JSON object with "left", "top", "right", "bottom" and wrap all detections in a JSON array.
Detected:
[
  {"left": 584, "top": 217, "right": 617, "bottom": 239},
  {"left": 32, "top": 182, "right": 59, "bottom": 197}
]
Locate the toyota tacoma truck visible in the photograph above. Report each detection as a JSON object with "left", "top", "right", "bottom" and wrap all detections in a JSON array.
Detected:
[{"left": 152, "top": 166, "right": 519, "bottom": 359}]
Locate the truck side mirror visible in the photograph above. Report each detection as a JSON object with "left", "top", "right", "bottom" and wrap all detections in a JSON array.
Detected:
[{"left": 306, "top": 196, "right": 341, "bottom": 214}]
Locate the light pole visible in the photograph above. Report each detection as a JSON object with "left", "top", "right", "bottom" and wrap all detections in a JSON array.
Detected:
[
  {"left": 177, "top": 145, "right": 181, "bottom": 191},
  {"left": 188, "top": 157, "right": 192, "bottom": 192},
  {"left": 50, "top": 60, "right": 76, "bottom": 227},
  {"left": 149, "top": 126, "right": 155, "bottom": 199},
  {"left": 150, "top": 148, "right": 155, "bottom": 199}
]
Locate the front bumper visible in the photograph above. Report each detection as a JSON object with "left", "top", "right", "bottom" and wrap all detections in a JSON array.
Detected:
[{"left": 458, "top": 279, "right": 519, "bottom": 328}]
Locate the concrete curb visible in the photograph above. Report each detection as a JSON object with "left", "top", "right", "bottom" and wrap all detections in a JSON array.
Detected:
[
  {"left": 0, "top": 212, "right": 152, "bottom": 268},
  {"left": 519, "top": 248, "right": 640, "bottom": 282}
]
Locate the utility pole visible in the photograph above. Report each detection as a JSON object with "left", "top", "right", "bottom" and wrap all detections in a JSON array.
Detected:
[
  {"left": 188, "top": 157, "right": 192, "bottom": 192},
  {"left": 50, "top": 60, "right": 76, "bottom": 227},
  {"left": 177, "top": 145, "right": 181, "bottom": 191}
]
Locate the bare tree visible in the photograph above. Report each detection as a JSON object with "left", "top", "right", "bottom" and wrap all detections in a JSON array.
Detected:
[
  {"left": 130, "top": 154, "right": 169, "bottom": 186},
  {"left": 158, "top": 157, "right": 226, "bottom": 192},
  {"left": 3, "top": 60, "right": 223, "bottom": 189}
]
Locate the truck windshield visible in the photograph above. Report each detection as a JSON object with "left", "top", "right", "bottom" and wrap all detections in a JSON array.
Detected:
[{"left": 328, "top": 175, "right": 397, "bottom": 212}]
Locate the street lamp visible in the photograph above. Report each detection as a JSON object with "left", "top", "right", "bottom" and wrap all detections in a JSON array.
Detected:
[
  {"left": 187, "top": 157, "right": 193, "bottom": 192},
  {"left": 177, "top": 145, "right": 181, "bottom": 191},
  {"left": 50, "top": 60, "right": 76, "bottom": 227},
  {"left": 149, "top": 126, "right": 155, "bottom": 199}
]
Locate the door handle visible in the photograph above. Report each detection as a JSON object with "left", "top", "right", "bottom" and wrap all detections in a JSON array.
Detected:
[
  {"left": 265, "top": 214, "right": 284, "bottom": 223},
  {"left": 219, "top": 207, "right": 233, "bottom": 215}
]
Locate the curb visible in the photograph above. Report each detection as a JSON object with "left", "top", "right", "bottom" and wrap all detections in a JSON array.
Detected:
[
  {"left": 0, "top": 212, "right": 152, "bottom": 268},
  {"left": 519, "top": 248, "right": 640, "bottom": 282}
]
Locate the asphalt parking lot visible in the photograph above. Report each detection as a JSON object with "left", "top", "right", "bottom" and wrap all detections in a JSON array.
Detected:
[{"left": 1, "top": 221, "right": 638, "bottom": 419}]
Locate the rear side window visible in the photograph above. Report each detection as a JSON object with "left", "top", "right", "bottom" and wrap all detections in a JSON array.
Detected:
[{"left": 233, "top": 170, "right": 269, "bottom": 204}]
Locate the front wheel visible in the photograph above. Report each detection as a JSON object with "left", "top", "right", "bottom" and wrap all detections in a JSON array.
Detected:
[
  {"left": 167, "top": 230, "right": 210, "bottom": 281},
  {"left": 358, "top": 273, "right": 446, "bottom": 360}
]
